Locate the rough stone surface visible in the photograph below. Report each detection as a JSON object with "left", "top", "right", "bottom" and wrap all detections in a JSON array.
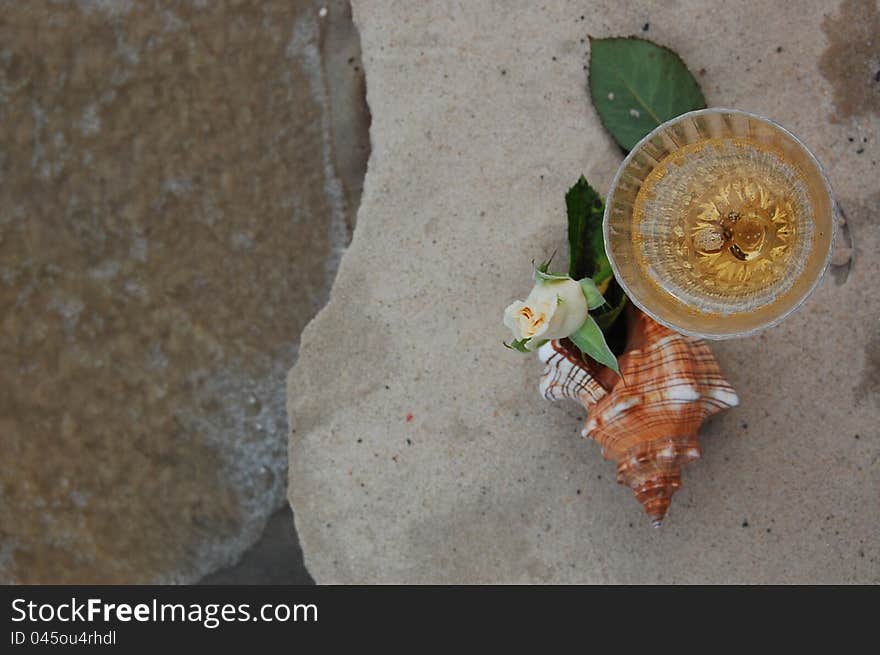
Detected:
[
  {"left": 288, "top": 0, "right": 880, "bottom": 583},
  {"left": 0, "top": 0, "right": 365, "bottom": 583}
]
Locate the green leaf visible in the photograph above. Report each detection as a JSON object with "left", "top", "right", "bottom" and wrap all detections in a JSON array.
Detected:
[
  {"left": 588, "top": 36, "right": 706, "bottom": 151},
  {"left": 578, "top": 277, "right": 605, "bottom": 310},
  {"left": 565, "top": 176, "right": 611, "bottom": 283},
  {"left": 568, "top": 315, "right": 620, "bottom": 374}
]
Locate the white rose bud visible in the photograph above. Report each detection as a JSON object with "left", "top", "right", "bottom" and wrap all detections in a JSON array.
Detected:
[{"left": 503, "top": 277, "right": 589, "bottom": 349}]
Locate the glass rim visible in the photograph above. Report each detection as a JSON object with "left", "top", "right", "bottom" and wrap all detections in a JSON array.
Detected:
[{"left": 602, "top": 107, "right": 837, "bottom": 340}]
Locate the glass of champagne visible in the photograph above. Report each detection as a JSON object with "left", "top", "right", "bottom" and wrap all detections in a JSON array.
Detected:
[{"left": 604, "top": 108, "right": 836, "bottom": 339}]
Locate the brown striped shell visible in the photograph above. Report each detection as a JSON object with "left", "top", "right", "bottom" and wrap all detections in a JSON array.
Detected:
[{"left": 538, "top": 307, "right": 739, "bottom": 526}]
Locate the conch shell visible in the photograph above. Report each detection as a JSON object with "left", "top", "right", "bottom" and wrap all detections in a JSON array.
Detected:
[{"left": 538, "top": 308, "right": 739, "bottom": 526}]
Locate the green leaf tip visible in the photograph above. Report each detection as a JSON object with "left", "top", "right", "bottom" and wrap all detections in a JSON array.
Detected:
[{"left": 588, "top": 36, "right": 706, "bottom": 151}]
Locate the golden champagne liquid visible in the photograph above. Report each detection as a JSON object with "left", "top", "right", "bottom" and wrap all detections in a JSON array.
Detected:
[{"left": 631, "top": 137, "right": 814, "bottom": 315}]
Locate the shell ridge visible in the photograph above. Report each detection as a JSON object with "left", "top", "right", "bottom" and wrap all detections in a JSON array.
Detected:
[
  {"left": 537, "top": 339, "right": 608, "bottom": 404},
  {"left": 545, "top": 308, "right": 738, "bottom": 526}
]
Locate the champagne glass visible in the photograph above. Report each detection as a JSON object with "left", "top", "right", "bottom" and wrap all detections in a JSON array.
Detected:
[{"left": 603, "top": 108, "right": 836, "bottom": 339}]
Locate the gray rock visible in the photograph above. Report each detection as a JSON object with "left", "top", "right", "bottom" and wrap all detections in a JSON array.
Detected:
[
  {"left": 0, "top": 0, "right": 365, "bottom": 583},
  {"left": 288, "top": 0, "right": 880, "bottom": 583}
]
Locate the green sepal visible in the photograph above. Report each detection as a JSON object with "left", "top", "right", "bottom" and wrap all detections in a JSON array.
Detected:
[
  {"left": 594, "top": 290, "right": 628, "bottom": 332},
  {"left": 568, "top": 315, "right": 620, "bottom": 375},
  {"left": 533, "top": 255, "right": 568, "bottom": 284},
  {"left": 533, "top": 267, "right": 569, "bottom": 284},
  {"left": 578, "top": 277, "right": 605, "bottom": 310},
  {"left": 503, "top": 339, "right": 532, "bottom": 353}
]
